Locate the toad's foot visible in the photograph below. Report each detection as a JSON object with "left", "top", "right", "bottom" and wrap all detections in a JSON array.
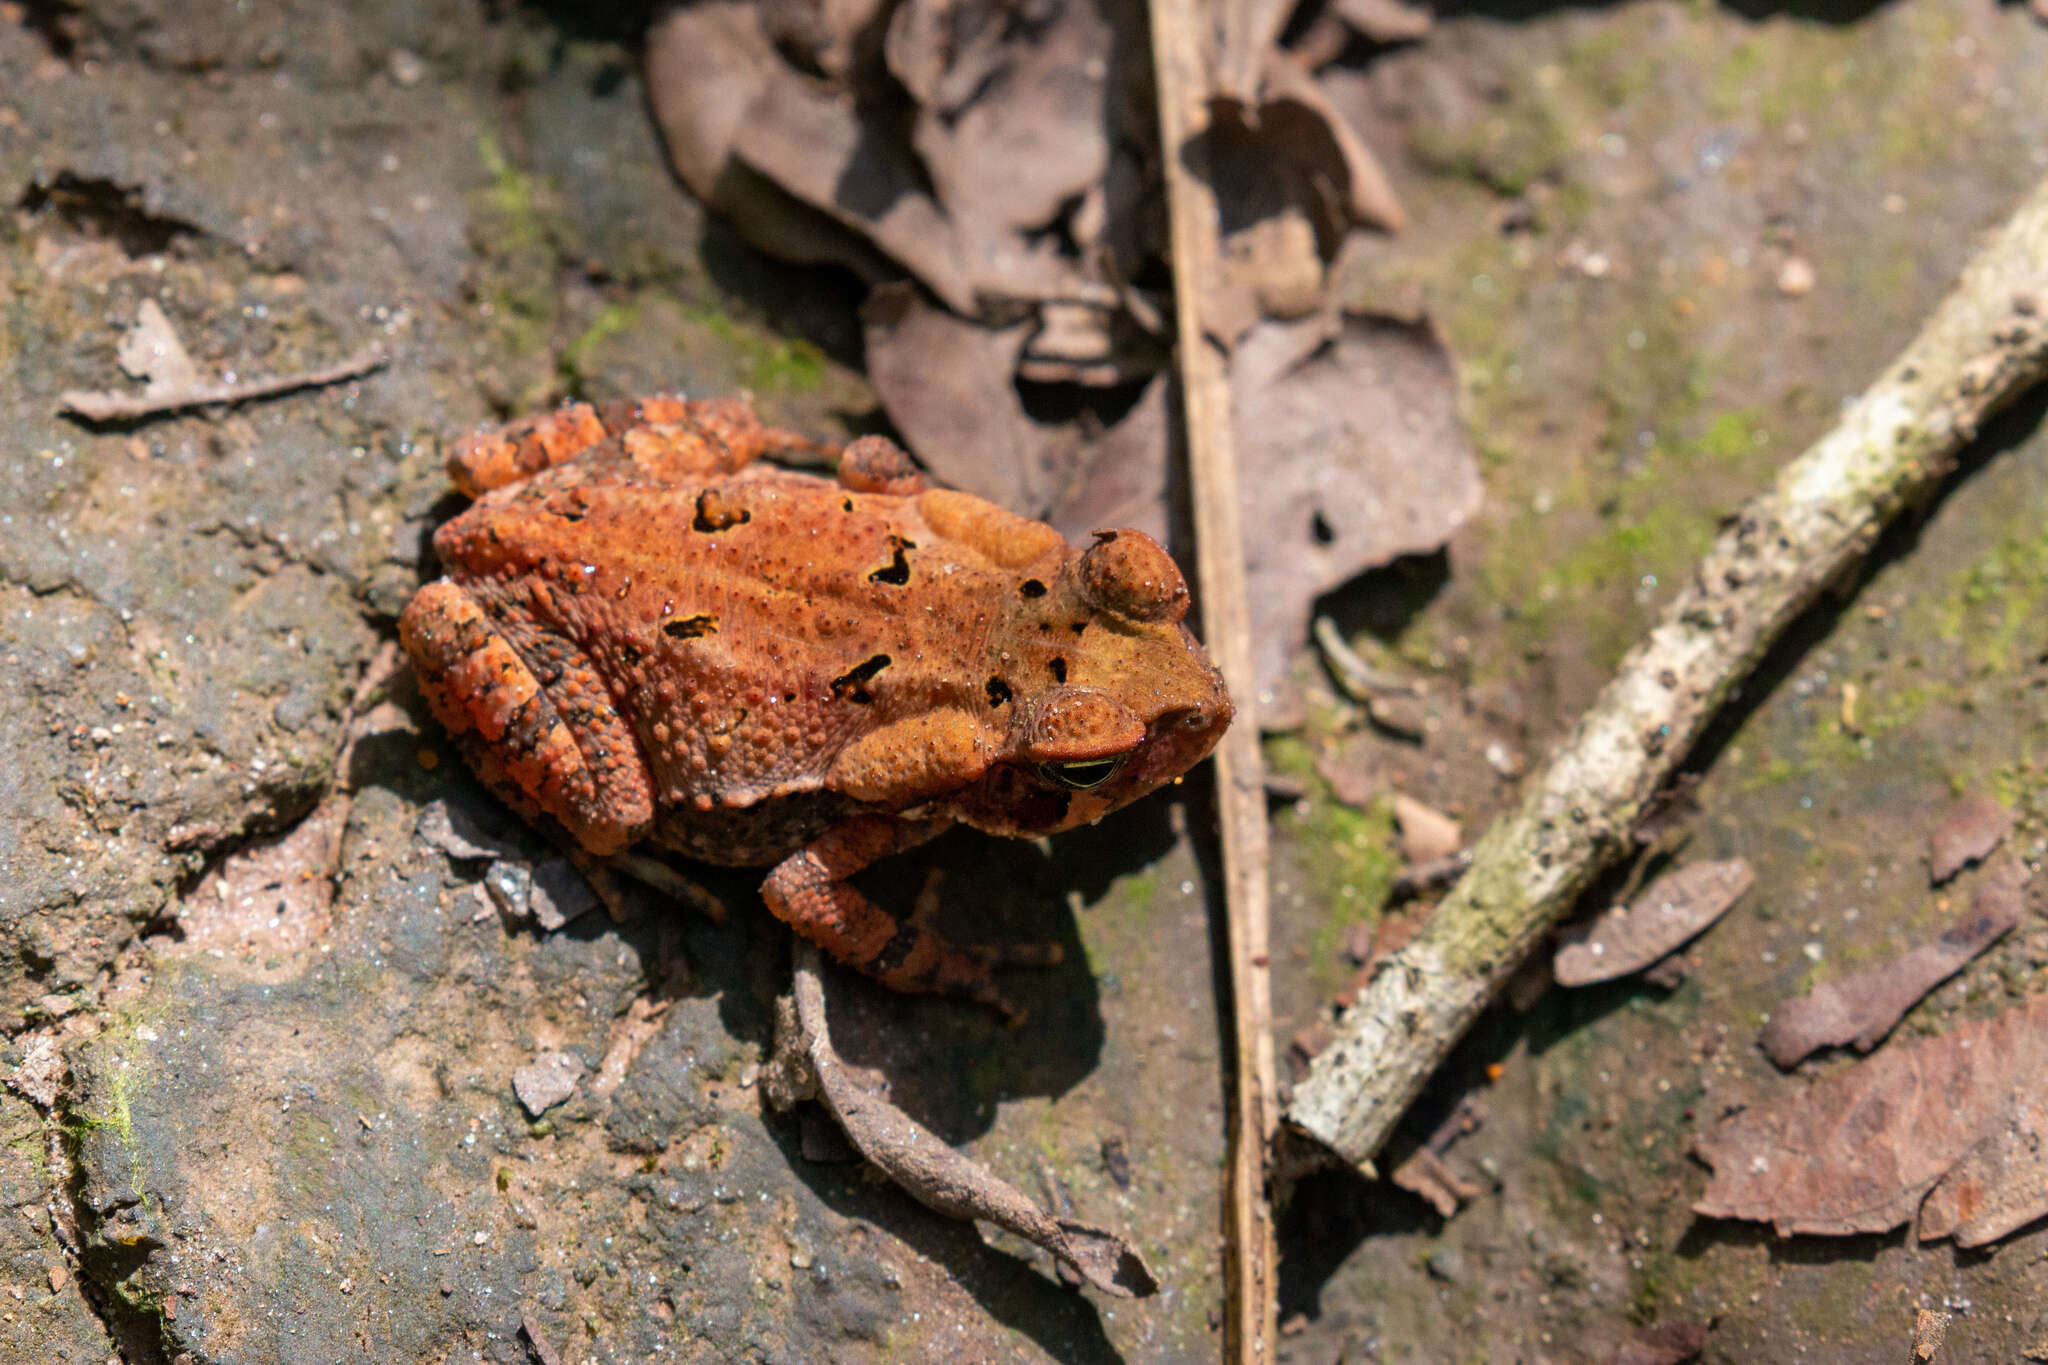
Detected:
[{"left": 762, "top": 817, "right": 1055, "bottom": 1017}]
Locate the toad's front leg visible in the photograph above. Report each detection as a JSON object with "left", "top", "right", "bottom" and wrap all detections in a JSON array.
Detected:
[{"left": 761, "top": 816, "right": 1041, "bottom": 1014}]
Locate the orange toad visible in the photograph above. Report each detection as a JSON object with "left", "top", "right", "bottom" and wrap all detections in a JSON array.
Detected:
[{"left": 400, "top": 395, "right": 1231, "bottom": 1008}]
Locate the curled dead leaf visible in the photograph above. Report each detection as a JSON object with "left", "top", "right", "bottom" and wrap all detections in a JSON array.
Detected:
[{"left": 1554, "top": 859, "right": 1752, "bottom": 987}]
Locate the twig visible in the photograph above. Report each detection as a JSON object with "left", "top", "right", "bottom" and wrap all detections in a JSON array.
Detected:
[
  {"left": 59, "top": 346, "right": 388, "bottom": 422},
  {"left": 778, "top": 946, "right": 1158, "bottom": 1298},
  {"left": 1287, "top": 175, "right": 2048, "bottom": 1170},
  {"left": 1148, "top": 0, "right": 1279, "bottom": 1358}
]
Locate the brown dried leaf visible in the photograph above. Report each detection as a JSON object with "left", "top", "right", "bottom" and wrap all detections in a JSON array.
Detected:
[
  {"left": 789, "top": 947, "right": 1159, "bottom": 1297},
  {"left": 891, "top": 0, "right": 1113, "bottom": 294},
  {"left": 1928, "top": 792, "right": 2013, "bottom": 884},
  {"left": 1392, "top": 793, "right": 1460, "bottom": 865},
  {"left": 1554, "top": 860, "right": 1753, "bottom": 987},
  {"left": 1234, "top": 311, "right": 1483, "bottom": 722},
  {"left": 1045, "top": 375, "right": 1171, "bottom": 543},
  {"left": 758, "top": 0, "right": 887, "bottom": 82},
  {"left": 1916, "top": 1084, "right": 2048, "bottom": 1248},
  {"left": 1694, "top": 991, "right": 2048, "bottom": 1241},
  {"left": 643, "top": 1, "right": 775, "bottom": 204},
  {"left": 1760, "top": 865, "right": 2026, "bottom": 1068},
  {"left": 6, "top": 1034, "right": 65, "bottom": 1108},
  {"left": 1260, "top": 51, "right": 1407, "bottom": 235},
  {"left": 860, "top": 284, "right": 1058, "bottom": 511},
  {"left": 864, "top": 285, "right": 1170, "bottom": 539},
  {"left": 644, "top": 4, "right": 982, "bottom": 314},
  {"left": 728, "top": 74, "right": 982, "bottom": 315},
  {"left": 1389, "top": 1147, "right": 1480, "bottom": 1217},
  {"left": 1198, "top": 76, "right": 1404, "bottom": 349}
]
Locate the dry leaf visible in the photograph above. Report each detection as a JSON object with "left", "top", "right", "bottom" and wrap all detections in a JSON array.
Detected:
[
  {"left": 1234, "top": 311, "right": 1483, "bottom": 723},
  {"left": 890, "top": 0, "right": 1114, "bottom": 296},
  {"left": 6, "top": 1034, "right": 65, "bottom": 1108},
  {"left": 645, "top": 4, "right": 980, "bottom": 313},
  {"left": 1392, "top": 793, "right": 1460, "bottom": 864},
  {"left": 1760, "top": 865, "right": 2025, "bottom": 1068},
  {"left": 758, "top": 0, "right": 887, "bottom": 82},
  {"left": 1389, "top": 1147, "right": 1480, "bottom": 1217},
  {"left": 860, "top": 284, "right": 1059, "bottom": 511},
  {"left": 1260, "top": 51, "right": 1407, "bottom": 235},
  {"left": 1927, "top": 792, "right": 2012, "bottom": 884},
  {"left": 1554, "top": 860, "right": 1752, "bottom": 987},
  {"left": 1044, "top": 375, "right": 1172, "bottom": 543},
  {"left": 1695, "top": 991, "right": 2048, "bottom": 1243},
  {"left": 864, "top": 285, "right": 1171, "bottom": 541}
]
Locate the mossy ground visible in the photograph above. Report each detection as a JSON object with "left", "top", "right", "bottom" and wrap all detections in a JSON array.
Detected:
[{"left": 1273, "top": 0, "right": 2048, "bottom": 1358}]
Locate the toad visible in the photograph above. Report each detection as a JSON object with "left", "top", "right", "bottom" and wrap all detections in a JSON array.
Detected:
[{"left": 400, "top": 394, "right": 1232, "bottom": 1008}]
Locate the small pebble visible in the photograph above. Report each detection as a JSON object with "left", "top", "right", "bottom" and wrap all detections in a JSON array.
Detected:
[{"left": 1776, "top": 257, "right": 1816, "bottom": 297}]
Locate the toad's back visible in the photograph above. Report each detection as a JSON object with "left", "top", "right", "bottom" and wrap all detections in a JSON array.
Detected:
[{"left": 430, "top": 444, "right": 1110, "bottom": 824}]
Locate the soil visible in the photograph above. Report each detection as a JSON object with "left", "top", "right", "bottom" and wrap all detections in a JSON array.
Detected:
[{"left": 2, "top": 1, "right": 2045, "bottom": 1362}]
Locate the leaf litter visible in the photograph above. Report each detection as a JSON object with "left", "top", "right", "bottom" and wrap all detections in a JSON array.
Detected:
[
  {"left": 1695, "top": 989, "right": 2048, "bottom": 1247},
  {"left": 1759, "top": 860, "right": 2027, "bottom": 1068},
  {"left": 1926, "top": 791, "right": 2013, "bottom": 884},
  {"left": 645, "top": 0, "right": 1482, "bottom": 718}
]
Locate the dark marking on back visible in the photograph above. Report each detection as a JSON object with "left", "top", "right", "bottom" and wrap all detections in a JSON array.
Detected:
[
  {"left": 663, "top": 614, "right": 719, "bottom": 640},
  {"left": 692, "top": 489, "right": 750, "bottom": 532},
  {"left": 831, "top": 653, "right": 892, "bottom": 704},
  {"left": 1020, "top": 578, "right": 1047, "bottom": 598},
  {"left": 1049, "top": 656, "right": 1068, "bottom": 684},
  {"left": 869, "top": 536, "right": 914, "bottom": 586},
  {"left": 986, "top": 676, "right": 1012, "bottom": 708}
]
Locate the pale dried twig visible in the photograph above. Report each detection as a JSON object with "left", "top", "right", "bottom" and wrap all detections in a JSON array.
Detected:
[
  {"left": 61, "top": 347, "right": 387, "bottom": 422},
  {"left": 1288, "top": 174, "right": 2048, "bottom": 1170},
  {"left": 1148, "top": 0, "right": 1280, "bottom": 1355},
  {"left": 778, "top": 946, "right": 1158, "bottom": 1298},
  {"left": 59, "top": 299, "right": 386, "bottom": 422}
]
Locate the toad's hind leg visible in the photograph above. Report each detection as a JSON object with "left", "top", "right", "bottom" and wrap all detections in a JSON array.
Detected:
[
  {"left": 761, "top": 817, "right": 1045, "bottom": 1016},
  {"left": 400, "top": 580, "right": 654, "bottom": 857},
  {"left": 447, "top": 394, "right": 829, "bottom": 496}
]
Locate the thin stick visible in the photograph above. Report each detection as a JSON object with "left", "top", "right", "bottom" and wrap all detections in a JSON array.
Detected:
[
  {"left": 1288, "top": 176, "right": 2048, "bottom": 1170},
  {"left": 1147, "top": 1, "right": 1279, "bottom": 1359},
  {"left": 59, "top": 346, "right": 388, "bottom": 422}
]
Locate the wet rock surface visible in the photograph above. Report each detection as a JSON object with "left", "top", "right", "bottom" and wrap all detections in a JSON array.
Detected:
[
  {"left": 8, "top": 0, "right": 2048, "bottom": 1361},
  {"left": 3, "top": 7, "right": 1213, "bottom": 1361}
]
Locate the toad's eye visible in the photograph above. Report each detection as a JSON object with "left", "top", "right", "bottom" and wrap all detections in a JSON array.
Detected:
[{"left": 1039, "top": 756, "right": 1124, "bottom": 790}]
